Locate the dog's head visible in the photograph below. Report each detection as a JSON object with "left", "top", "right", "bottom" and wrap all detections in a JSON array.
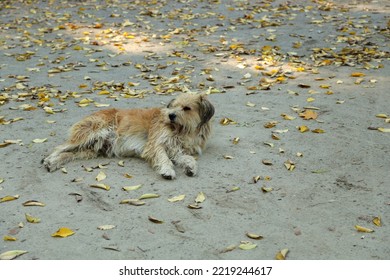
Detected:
[{"left": 164, "top": 93, "right": 215, "bottom": 132}]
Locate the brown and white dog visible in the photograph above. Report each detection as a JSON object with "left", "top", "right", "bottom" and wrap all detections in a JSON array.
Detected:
[{"left": 43, "top": 93, "right": 214, "bottom": 179}]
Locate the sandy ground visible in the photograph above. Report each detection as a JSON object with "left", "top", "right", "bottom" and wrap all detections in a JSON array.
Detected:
[{"left": 0, "top": 0, "right": 389, "bottom": 260}]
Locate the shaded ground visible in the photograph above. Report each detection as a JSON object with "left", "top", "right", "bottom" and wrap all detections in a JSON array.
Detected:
[{"left": 0, "top": 0, "right": 389, "bottom": 260}]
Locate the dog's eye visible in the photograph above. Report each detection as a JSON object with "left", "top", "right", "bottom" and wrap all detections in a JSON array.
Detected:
[{"left": 183, "top": 106, "right": 191, "bottom": 111}]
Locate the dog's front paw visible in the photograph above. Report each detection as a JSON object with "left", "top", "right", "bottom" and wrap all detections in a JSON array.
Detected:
[
  {"left": 160, "top": 166, "right": 176, "bottom": 180},
  {"left": 184, "top": 159, "right": 198, "bottom": 177}
]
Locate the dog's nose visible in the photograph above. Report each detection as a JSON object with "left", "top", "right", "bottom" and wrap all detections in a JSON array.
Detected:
[{"left": 169, "top": 113, "right": 176, "bottom": 122}]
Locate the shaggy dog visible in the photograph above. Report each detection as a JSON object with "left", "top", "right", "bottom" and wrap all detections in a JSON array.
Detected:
[{"left": 43, "top": 93, "right": 214, "bottom": 179}]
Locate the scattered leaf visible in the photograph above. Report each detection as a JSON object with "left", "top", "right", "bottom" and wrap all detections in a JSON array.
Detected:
[
  {"left": 239, "top": 241, "right": 257, "bottom": 250},
  {"left": 32, "top": 138, "right": 47, "bottom": 143},
  {"left": 22, "top": 200, "right": 45, "bottom": 207},
  {"left": 377, "top": 128, "right": 390, "bottom": 133},
  {"left": 25, "top": 213, "right": 41, "bottom": 223},
  {"left": 97, "top": 225, "right": 116, "bottom": 230},
  {"left": 276, "top": 248, "right": 289, "bottom": 260},
  {"left": 139, "top": 193, "right": 160, "bottom": 200},
  {"left": 0, "top": 195, "right": 20, "bottom": 203},
  {"left": 372, "top": 216, "right": 381, "bottom": 227},
  {"left": 148, "top": 216, "right": 164, "bottom": 224},
  {"left": 122, "top": 184, "right": 142, "bottom": 191},
  {"left": 51, "top": 227, "right": 75, "bottom": 238},
  {"left": 3, "top": 235, "right": 17, "bottom": 241},
  {"left": 261, "top": 186, "right": 273, "bottom": 193},
  {"left": 299, "top": 110, "right": 318, "bottom": 120},
  {"left": 355, "top": 225, "right": 374, "bottom": 233},
  {"left": 120, "top": 199, "right": 145, "bottom": 206},
  {"left": 0, "top": 250, "right": 28, "bottom": 260},
  {"left": 351, "top": 72, "right": 365, "bottom": 77},
  {"left": 195, "top": 192, "right": 206, "bottom": 203},
  {"left": 312, "top": 128, "right": 325, "bottom": 133},
  {"left": 168, "top": 194, "right": 186, "bottom": 202},
  {"left": 90, "top": 183, "right": 111, "bottom": 191},
  {"left": 220, "top": 117, "right": 237, "bottom": 125},
  {"left": 246, "top": 233, "right": 264, "bottom": 240},
  {"left": 298, "top": 125, "right": 310, "bottom": 133},
  {"left": 95, "top": 171, "right": 107, "bottom": 181}
]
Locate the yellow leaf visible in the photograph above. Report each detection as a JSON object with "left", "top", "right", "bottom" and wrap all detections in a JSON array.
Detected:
[
  {"left": 232, "top": 137, "right": 240, "bottom": 144},
  {"left": 299, "top": 110, "right": 318, "bottom": 120},
  {"left": 95, "top": 171, "right": 106, "bottom": 181},
  {"left": 351, "top": 72, "right": 365, "bottom": 77},
  {"left": 298, "top": 125, "right": 310, "bottom": 133},
  {"left": 355, "top": 225, "right": 374, "bottom": 233},
  {"left": 307, "top": 97, "right": 315, "bottom": 102},
  {"left": 139, "top": 193, "right": 160, "bottom": 200},
  {"left": 0, "top": 250, "right": 28, "bottom": 260},
  {"left": 120, "top": 199, "right": 145, "bottom": 206},
  {"left": 319, "top": 84, "right": 331, "bottom": 89},
  {"left": 281, "top": 113, "right": 295, "bottom": 120},
  {"left": 22, "top": 200, "right": 45, "bottom": 207},
  {"left": 25, "top": 213, "right": 41, "bottom": 223},
  {"left": 122, "top": 184, "right": 142, "bottom": 191},
  {"left": 195, "top": 192, "right": 206, "bottom": 203},
  {"left": 220, "top": 117, "right": 237, "bottom": 125},
  {"left": 376, "top": 114, "right": 388, "bottom": 119},
  {"left": 51, "top": 227, "right": 75, "bottom": 238},
  {"left": 377, "top": 128, "right": 390, "bottom": 133},
  {"left": 261, "top": 186, "right": 273, "bottom": 192},
  {"left": 90, "top": 183, "right": 110, "bottom": 191},
  {"left": 3, "top": 235, "right": 17, "bottom": 241},
  {"left": 373, "top": 216, "right": 381, "bottom": 227},
  {"left": 239, "top": 241, "right": 257, "bottom": 250},
  {"left": 276, "top": 248, "right": 289, "bottom": 260},
  {"left": 246, "top": 233, "right": 264, "bottom": 240},
  {"left": 98, "top": 90, "right": 110, "bottom": 95},
  {"left": 168, "top": 194, "right": 186, "bottom": 202},
  {"left": 32, "top": 138, "right": 47, "bottom": 143},
  {"left": 312, "top": 128, "right": 325, "bottom": 133},
  {"left": 0, "top": 195, "right": 20, "bottom": 203}
]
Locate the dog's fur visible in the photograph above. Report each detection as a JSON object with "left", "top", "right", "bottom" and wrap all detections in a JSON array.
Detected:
[{"left": 42, "top": 93, "right": 214, "bottom": 179}]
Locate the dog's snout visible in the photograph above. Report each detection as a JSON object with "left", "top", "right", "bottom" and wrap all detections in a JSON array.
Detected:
[{"left": 169, "top": 113, "right": 176, "bottom": 122}]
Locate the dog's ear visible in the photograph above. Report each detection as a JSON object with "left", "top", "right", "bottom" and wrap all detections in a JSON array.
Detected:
[
  {"left": 167, "top": 98, "right": 175, "bottom": 108},
  {"left": 198, "top": 94, "right": 215, "bottom": 127}
]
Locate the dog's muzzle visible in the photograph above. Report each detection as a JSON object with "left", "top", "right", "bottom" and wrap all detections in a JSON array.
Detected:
[{"left": 169, "top": 113, "right": 176, "bottom": 122}]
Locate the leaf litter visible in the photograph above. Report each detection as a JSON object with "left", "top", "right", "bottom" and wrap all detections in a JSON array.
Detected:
[{"left": 0, "top": 0, "right": 388, "bottom": 260}]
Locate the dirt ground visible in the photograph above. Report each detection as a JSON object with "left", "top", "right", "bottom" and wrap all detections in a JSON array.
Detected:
[{"left": 0, "top": 0, "right": 389, "bottom": 260}]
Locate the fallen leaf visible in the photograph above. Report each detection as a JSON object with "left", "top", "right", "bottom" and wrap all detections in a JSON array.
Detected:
[
  {"left": 284, "top": 160, "right": 295, "bottom": 171},
  {"left": 168, "top": 194, "right": 186, "bottom": 202},
  {"left": 223, "top": 155, "right": 234, "bottom": 159},
  {"left": 232, "top": 137, "right": 240, "bottom": 144},
  {"left": 139, "top": 193, "right": 160, "bottom": 200},
  {"left": 25, "top": 213, "right": 41, "bottom": 223},
  {"left": 372, "top": 216, "right": 381, "bottom": 227},
  {"left": 3, "top": 235, "right": 17, "bottom": 241},
  {"left": 355, "top": 225, "right": 374, "bottom": 233},
  {"left": 220, "top": 244, "right": 237, "bottom": 253},
  {"left": 148, "top": 216, "right": 164, "bottom": 224},
  {"left": 246, "top": 233, "right": 264, "bottom": 240},
  {"left": 299, "top": 110, "right": 318, "bottom": 120},
  {"left": 220, "top": 117, "right": 237, "bottom": 125},
  {"left": 51, "top": 227, "right": 75, "bottom": 238},
  {"left": 187, "top": 203, "right": 202, "bottom": 209},
  {"left": 262, "top": 160, "right": 273, "bottom": 166},
  {"left": 118, "top": 160, "right": 125, "bottom": 167},
  {"left": 90, "top": 183, "right": 111, "bottom": 191},
  {"left": 23, "top": 200, "right": 45, "bottom": 207},
  {"left": 298, "top": 125, "right": 310, "bottom": 133},
  {"left": 97, "top": 225, "right": 116, "bottom": 230},
  {"left": 351, "top": 72, "right": 365, "bottom": 77},
  {"left": 377, "top": 128, "right": 390, "bottom": 133},
  {"left": 95, "top": 171, "right": 106, "bottom": 181},
  {"left": 261, "top": 186, "right": 273, "bottom": 193},
  {"left": 32, "top": 138, "right": 47, "bottom": 143},
  {"left": 122, "top": 184, "right": 143, "bottom": 191},
  {"left": 312, "top": 128, "right": 325, "bottom": 133},
  {"left": 239, "top": 241, "right": 257, "bottom": 250},
  {"left": 0, "top": 195, "right": 20, "bottom": 203},
  {"left": 226, "top": 186, "right": 240, "bottom": 193},
  {"left": 0, "top": 250, "right": 28, "bottom": 260},
  {"left": 120, "top": 199, "right": 145, "bottom": 206},
  {"left": 276, "top": 248, "right": 289, "bottom": 260},
  {"left": 195, "top": 192, "right": 206, "bottom": 203}
]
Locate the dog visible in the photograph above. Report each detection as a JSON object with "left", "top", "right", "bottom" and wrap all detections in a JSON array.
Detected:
[{"left": 42, "top": 93, "right": 214, "bottom": 179}]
